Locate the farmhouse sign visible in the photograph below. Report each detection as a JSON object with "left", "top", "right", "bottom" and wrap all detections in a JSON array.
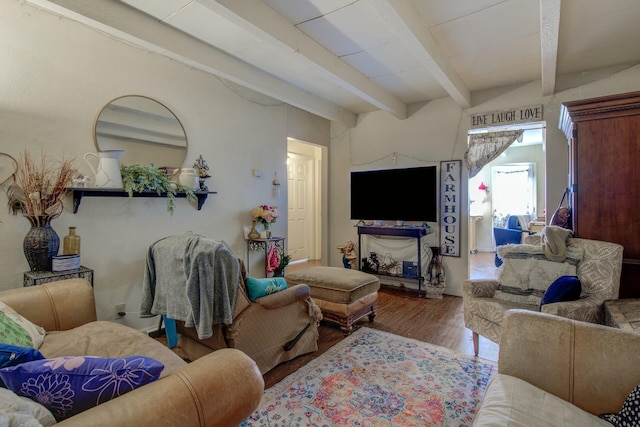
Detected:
[
  {"left": 440, "top": 160, "right": 461, "bottom": 257},
  {"left": 471, "top": 105, "right": 543, "bottom": 129}
]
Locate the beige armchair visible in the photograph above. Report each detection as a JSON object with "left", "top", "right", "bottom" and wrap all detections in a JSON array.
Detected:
[
  {"left": 464, "top": 236, "right": 623, "bottom": 355},
  {"left": 474, "top": 309, "right": 640, "bottom": 425},
  {"left": 176, "top": 258, "right": 322, "bottom": 374},
  {"left": 143, "top": 234, "right": 321, "bottom": 374}
]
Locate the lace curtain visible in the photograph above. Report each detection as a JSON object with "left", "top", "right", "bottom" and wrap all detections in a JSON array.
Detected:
[{"left": 464, "top": 130, "right": 525, "bottom": 178}]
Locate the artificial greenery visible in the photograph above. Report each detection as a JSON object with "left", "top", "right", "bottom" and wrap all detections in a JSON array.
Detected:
[
  {"left": 273, "top": 252, "right": 291, "bottom": 277},
  {"left": 120, "top": 163, "right": 197, "bottom": 214}
]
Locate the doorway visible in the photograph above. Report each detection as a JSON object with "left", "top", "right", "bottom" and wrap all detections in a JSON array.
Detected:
[
  {"left": 468, "top": 126, "right": 546, "bottom": 279},
  {"left": 287, "top": 138, "right": 323, "bottom": 263}
]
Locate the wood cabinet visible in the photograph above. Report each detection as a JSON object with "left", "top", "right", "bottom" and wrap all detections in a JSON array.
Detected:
[{"left": 560, "top": 91, "right": 640, "bottom": 298}]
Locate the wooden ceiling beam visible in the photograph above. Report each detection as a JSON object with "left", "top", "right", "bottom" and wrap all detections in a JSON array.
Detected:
[
  {"left": 370, "top": 0, "right": 471, "bottom": 108},
  {"left": 540, "top": 0, "right": 561, "bottom": 96},
  {"left": 29, "top": 0, "right": 358, "bottom": 127},
  {"left": 204, "top": 0, "right": 407, "bottom": 119}
]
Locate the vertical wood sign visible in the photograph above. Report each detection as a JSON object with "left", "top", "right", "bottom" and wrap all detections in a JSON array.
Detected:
[{"left": 440, "top": 160, "right": 461, "bottom": 257}]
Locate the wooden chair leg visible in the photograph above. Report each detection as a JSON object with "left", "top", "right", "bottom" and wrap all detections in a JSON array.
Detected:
[{"left": 473, "top": 332, "right": 479, "bottom": 356}]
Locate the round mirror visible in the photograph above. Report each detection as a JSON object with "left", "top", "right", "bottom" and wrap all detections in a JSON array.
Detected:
[{"left": 94, "top": 95, "right": 187, "bottom": 169}]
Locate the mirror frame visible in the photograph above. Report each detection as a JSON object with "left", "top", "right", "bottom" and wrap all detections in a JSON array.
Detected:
[{"left": 93, "top": 95, "right": 188, "bottom": 168}]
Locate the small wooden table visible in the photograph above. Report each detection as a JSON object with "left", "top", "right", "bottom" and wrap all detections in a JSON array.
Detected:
[{"left": 604, "top": 299, "right": 640, "bottom": 333}]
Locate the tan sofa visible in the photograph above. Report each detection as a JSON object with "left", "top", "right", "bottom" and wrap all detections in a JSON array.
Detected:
[
  {"left": 175, "top": 260, "right": 321, "bottom": 374},
  {"left": 0, "top": 279, "right": 264, "bottom": 426},
  {"left": 474, "top": 309, "right": 640, "bottom": 426}
]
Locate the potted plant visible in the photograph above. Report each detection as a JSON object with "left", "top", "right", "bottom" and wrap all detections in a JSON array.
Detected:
[
  {"left": 273, "top": 251, "right": 291, "bottom": 277},
  {"left": 120, "top": 163, "right": 197, "bottom": 214}
]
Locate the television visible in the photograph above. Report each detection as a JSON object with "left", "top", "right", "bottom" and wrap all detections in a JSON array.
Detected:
[{"left": 350, "top": 166, "right": 438, "bottom": 222}]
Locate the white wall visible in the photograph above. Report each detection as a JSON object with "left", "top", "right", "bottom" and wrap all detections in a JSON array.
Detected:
[
  {"left": 330, "top": 64, "right": 640, "bottom": 296},
  {"left": 3, "top": 0, "right": 639, "bottom": 319},
  {"left": 0, "top": 0, "right": 328, "bottom": 331}
]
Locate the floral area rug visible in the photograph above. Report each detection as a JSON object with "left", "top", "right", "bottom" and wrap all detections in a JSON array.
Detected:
[{"left": 242, "top": 327, "right": 497, "bottom": 427}]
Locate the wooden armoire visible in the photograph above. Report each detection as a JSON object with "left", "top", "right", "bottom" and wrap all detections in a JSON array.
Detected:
[{"left": 560, "top": 91, "right": 640, "bottom": 298}]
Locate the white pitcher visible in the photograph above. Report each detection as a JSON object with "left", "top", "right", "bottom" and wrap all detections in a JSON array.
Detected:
[{"left": 84, "top": 150, "right": 124, "bottom": 188}]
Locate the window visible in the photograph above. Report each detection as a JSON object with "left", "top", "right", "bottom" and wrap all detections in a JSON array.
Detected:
[{"left": 491, "top": 163, "right": 536, "bottom": 227}]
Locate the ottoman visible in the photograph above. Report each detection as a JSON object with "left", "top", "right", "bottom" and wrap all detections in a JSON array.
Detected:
[{"left": 286, "top": 266, "right": 380, "bottom": 335}]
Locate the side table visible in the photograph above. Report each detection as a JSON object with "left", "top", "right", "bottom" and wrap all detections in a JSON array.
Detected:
[
  {"left": 23, "top": 266, "right": 94, "bottom": 287},
  {"left": 246, "top": 237, "right": 285, "bottom": 276},
  {"left": 604, "top": 299, "right": 640, "bottom": 333}
]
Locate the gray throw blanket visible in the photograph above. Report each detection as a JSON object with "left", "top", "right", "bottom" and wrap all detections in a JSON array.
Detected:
[
  {"left": 140, "top": 234, "right": 240, "bottom": 339},
  {"left": 541, "top": 225, "right": 573, "bottom": 262}
]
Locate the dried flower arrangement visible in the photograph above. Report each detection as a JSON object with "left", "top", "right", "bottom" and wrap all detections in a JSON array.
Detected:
[{"left": 8, "top": 151, "right": 75, "bottom": 226}]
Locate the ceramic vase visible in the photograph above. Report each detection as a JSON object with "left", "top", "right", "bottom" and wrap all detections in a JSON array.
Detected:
[{"left": 23, "top": 216, "right": 60, "bottom": 272}]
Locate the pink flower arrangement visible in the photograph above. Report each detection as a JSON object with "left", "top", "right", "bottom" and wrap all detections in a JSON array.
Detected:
[{"left": 251, "top": 204, "right": 278, "bottom": 228}]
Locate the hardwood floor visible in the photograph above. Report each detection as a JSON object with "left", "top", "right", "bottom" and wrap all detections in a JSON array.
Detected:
[
  {"left": 263, "top": 260, "right": 499, "bottom": 389},
  {"left": 158, "top": 258, "right": 500, "bottom": 389}
]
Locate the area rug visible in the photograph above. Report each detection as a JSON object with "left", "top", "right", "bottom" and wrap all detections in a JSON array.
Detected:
[{"left": 242, "top": 327, "right": 497, "bottom": 427}]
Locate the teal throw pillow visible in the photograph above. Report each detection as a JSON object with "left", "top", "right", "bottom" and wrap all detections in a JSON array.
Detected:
[{"left": 245, "top": 277, "right": 287, "bottom": 301}]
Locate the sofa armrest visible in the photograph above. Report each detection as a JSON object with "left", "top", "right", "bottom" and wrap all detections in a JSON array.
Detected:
[
  {"left": 541, "top": 295, "right": 605, "bottom": 324},
  {"left": 0, "top": 279, "right": 96, "bottom": 331},
  {"left": 499, "top": 309, "right": 640, "bottom": 415},
  {"left": 463, "top": 279, "right": 499, "bottom": 299},
  {"left": 57, "top": 348, "right": 264, "bottom": 427},
  {"left": 254, "top": 284, "right": 311, "bottom": 309}
]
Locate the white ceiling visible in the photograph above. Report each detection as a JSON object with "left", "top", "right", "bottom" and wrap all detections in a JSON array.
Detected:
[{"left": 38, "top": 0, "right": 640, "bottom": 126}]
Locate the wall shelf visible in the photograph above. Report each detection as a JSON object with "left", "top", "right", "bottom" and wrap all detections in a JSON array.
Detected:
[{"left": 67, "top": 187, "right": 216, "bottom": 213}]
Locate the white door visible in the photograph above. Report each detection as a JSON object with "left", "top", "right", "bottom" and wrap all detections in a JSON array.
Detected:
[{"left": 287, "top": 153, "right": 313, "bottom": 261}]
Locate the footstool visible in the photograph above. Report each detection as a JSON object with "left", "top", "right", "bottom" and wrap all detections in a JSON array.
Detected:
[{"left": 285, "top": 266, "right": 380, "bottom": 335}]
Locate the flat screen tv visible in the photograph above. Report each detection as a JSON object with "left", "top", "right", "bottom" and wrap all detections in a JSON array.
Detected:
[{"left": 350, "top": 166, "right": 438, "bottom": 222}]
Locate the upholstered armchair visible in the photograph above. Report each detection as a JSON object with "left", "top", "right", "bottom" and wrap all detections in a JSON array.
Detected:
[
  {"left": 492, "top": 215, "right": 523, "bottom": 266},
  {"left": 143, "top": 234, "right": 322, "bottom": 374},
  {"left": 175, "top": 259, "right": 322, "bottom": 374},
  {"left": 464, "top": 234, "right": 623, "bottom": 355}
]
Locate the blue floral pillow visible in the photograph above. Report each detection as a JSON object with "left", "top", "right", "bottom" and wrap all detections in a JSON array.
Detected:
[
  {"left": 245, "top": 277, "right": 288, "bottom": 301},
  {"left": 0, "top": 355, "right": 163, "bottom": 420}
]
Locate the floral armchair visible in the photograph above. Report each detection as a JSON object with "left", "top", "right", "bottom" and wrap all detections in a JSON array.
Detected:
[{"left": 464, "top": 235, "right": 623, "bottom": 355}]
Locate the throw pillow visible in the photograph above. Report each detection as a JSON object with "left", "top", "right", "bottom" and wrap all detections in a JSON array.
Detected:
[
  {"left": 0, "top": 344, "right": 45, "bottom": 369},
  {"left": 0, "top": 344, "right": 45, "bottom": 388},
  {"left": 245, "top": 277, "right": 288, "bottom": 301},
  {"left": 494, "top": 244, "right": 584, "bottom": 306},
  {"left": 600, "top": 384, "right": 640, "bottom": 426},
  {"left": 0, "top": 355, "right": 164, "bottom": 421},
  {"left": 539, "top": 276, "right": 581, "bottom": 310},
  {"left": 0, "top": 302, "right": 46, "bottom": 349}
]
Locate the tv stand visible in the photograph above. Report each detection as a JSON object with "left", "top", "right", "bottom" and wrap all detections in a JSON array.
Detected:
[{"left": 356, "top": 225, "right": 432, "bottom": 296}]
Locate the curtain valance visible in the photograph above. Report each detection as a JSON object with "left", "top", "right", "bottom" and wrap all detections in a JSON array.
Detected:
[{"left": 464, "top": 130, "right": 525, "bottom": 178}]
